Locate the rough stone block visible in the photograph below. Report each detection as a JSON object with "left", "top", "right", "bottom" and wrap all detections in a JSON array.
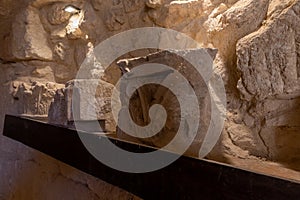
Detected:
[
  {"left": 48, "top": 79, "right": 116, "bottom": 132},
  {"left": 116, "top": 49, "right": 217, "bottom": 156}
]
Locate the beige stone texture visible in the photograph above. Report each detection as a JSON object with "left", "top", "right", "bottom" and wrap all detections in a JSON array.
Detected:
[
  {"left": 48, "top": 79, "right": 116, "bottom": 132},
  {"left": 115, "top": 49, "right": 216, "bottom": 157},
  {"left": 0, "top": 0, "right": 300, "bottom": 198}
]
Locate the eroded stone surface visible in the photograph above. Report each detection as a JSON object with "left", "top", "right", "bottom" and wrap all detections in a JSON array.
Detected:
[
  {"left": 10, "top": 81, "right": 64, "bottom": 116},
  {"left": 116, "top": 49, "right": 216, "bottom": 156},
  {"left": 48, "top": 79, "right": 116, "bottom": 132},
  {"left": 11, "top": 6, "right": 53, "bottom": 61},
  {"left": 1, "top": 0, "right": 300, "bottom": 198},
  {"left": 229, "top": 0, "right": 300, "bottom": 164},
  {"left": 237, "top": 1, "right": 300, "bottom": 101}
]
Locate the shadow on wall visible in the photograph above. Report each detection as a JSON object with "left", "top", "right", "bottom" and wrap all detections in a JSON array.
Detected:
[{"left": 274, "top": 126, "right": 300, "bottom": 171}]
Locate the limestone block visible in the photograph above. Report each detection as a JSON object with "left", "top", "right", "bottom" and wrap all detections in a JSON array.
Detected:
[
  {"left": 46, "top": 3, "right": 72, "bottom": 25},
  {"left": 31, "top": 65, "right": 55, "bottom": 81},
  {"left": 151, "top": 0, "right": 203, "bottom": 28},
  {"left": 123, "top": 0, "right": 143, "bottom": 13},
  {"left": 116, "top": 49, "right": 218, "bottom": 156},
  {"left": 237, "top": 0, "right": 300, "bottom": 101},
  {"left": 54, "top": 63, "right": 78, "bottom": 84},
  {"left": 48, "top": 79, "right": 116, "bottom": 132},
  {"left": 48, "top": 87, "right": 70, "bottom": 126},
  {"left": 11, "top": 6, "right": 53, "bottom": 61},
  {"left": 105, "top": 7, "right": 126, "bottom": 31},
  {"left": 226, "top": 122, "right": 268, "bottom": 158},
  {"left": 11, "top": 81, "right": 64, "bottom": 116}
]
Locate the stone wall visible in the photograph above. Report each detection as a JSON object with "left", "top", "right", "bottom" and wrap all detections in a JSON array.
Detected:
[{"left": 0, "top": 0, "right": 299, "bottom": 198}]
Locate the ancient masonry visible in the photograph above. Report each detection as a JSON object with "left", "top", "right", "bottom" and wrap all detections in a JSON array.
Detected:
[{"left": 0, "top": 0, "right": 299, "bottom": 199}]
